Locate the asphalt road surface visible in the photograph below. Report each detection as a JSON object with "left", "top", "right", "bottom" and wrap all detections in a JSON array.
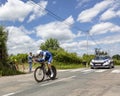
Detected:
[{"left": 1, "top": 66, "right": 120, "bottom": 96}]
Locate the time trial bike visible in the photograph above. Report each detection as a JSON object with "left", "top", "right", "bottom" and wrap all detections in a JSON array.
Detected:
[{"left": 34, "top": 61, "right": 57, "bottom": 82}]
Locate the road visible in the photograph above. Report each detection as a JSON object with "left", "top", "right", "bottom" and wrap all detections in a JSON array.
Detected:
[{"left": 0, "top": 66, "right": 120, "bottom": 96}]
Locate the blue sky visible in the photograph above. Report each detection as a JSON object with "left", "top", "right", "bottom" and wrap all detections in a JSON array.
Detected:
[{"left": 0, "top": 0, "right": 120, "bottom": 56}]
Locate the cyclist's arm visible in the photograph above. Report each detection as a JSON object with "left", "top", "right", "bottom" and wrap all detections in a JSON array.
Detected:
[
  {"left": 32, "top": 57, "right": 44, "bottom": 63},
  {"left": 38, "top": 52, "right": 46, "bottom": 62},
  {"left": 37, "top": 59, "right": 44, "bottom": 62},
  {"left": 42, "top": 52, "right": 46, "bottom": 60},
  {"left": 33, "top": 52, "right": 46, "bottom": 63}
]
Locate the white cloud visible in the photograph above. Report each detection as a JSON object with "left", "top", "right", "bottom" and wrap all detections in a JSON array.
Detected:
[
  {"left": 0, "top": 0, "right": 33, "bottom": 22},
  {"left": 97, "top": 34, "right": 120, "bottom": 45},
  {"left": 100, "top": 9, "right": 116, "bottom": 21},
  {"left": 60, "top": 41, "right": 83, "bottom": 54},
  {"left": 76, "top": 0, "right": 90, "bottom": 8},
  {"left": 61, "top": 33, "right": 120, "bottom": 55},
  {"left": 90, "top": 22, "right": 120, "bottom": 35},
  {"left": 100, "top": 0, "right": 120, "bottom": 21},
  {"left": 76, "top": 31, "right": 84, "bottom": 37},
  {"left": 61, "top": 42, "right": 79, "bottom": 49},
  {"left": 77, "top": 0, "right": 114, "bottom": 22},
  {"left": 35, "top": 16, "right": 76, "bottom": 41},
  {"left": 27, "top": 0, "right": 47, "bottom": 22},
  {"left": 117, "top": 11, "right": 120, "bottom": 16},
  {"left": 94, "top": 34, "right": 120, "bottom": 56},
  {"left": 6, "top": 26, "right": 40, "bottom": 54},
  {"left": 0, "top": 0, "right": 47, "bottom": 22},
  {"left": 60, "top": 39, "right": 96, "bottom": 55}
]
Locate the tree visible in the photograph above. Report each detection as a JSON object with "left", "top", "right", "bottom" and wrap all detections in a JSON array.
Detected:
[
  {"left": 40, "top": 38, "right": 60, "bottom": 50},
  {"left": 0, "top": 26, "right": 23, "bottom": 76},
  {"left": 95, "top": 48, "right": 100, "bottom": 56},
  {"left": 112, "top": 54, "right": 120, "bottom": 60},
  {"left": 0, "top": 26, "right": 8, "bottom": 69},
  {"left": 95, "top": 48, "right": 108, "bottom": 56},
  {"left": 82, "top": 54, "right": 95, "bottom": 64}
]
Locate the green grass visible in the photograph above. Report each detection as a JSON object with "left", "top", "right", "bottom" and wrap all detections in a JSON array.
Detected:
[
  {"left": 19, "top": 61, "right": 85, "bottom": 70},
  {"left": 0, "top": 68, "right": 25, "bottom": 76},
  {"left": 52, "top": 61, "right": 85, "bottom": 69},
  {"left": 54, "top": 64, "right": 85, "bottom": 69}
]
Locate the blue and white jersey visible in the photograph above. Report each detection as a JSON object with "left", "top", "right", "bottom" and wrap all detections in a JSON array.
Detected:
[{"left": 40, "top": 51, "right": 52, "bottom": 61}]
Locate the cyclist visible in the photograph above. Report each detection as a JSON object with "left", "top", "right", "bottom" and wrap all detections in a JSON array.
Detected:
[{"left": 35, "top": 50, "right": 53, "bottom": 77}]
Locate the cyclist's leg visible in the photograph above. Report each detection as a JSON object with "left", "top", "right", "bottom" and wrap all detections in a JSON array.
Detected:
[
  {"left": 47, "top": 56, "right": 52, "bottom": 68},
  {"left": 47, "top": 56, "right": 53, "bottom": 77}
]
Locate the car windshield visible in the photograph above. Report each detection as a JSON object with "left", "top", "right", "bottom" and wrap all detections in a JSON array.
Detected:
[{"left": 94, "top": 56, "right": 109, "bottom": 60}]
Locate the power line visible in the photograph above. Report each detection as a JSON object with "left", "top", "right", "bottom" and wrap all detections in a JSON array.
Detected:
[
  {"left": 89, "top": 34, "right": 101, "bottom": 49},
  {"left": 29, "top": 1, "right": 82, "bottom": 30},
  {"left": 29, "top": 0, "right": 103, "bottom": 50}
]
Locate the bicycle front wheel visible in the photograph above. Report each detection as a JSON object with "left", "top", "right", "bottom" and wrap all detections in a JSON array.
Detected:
[{"left": 34, "top": 66, "right": 45, "bottom": 82}]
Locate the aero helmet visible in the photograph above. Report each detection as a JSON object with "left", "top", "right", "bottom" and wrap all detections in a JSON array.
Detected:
[{"left": 36, "top": 50, "right": 42, "bottom": 55}]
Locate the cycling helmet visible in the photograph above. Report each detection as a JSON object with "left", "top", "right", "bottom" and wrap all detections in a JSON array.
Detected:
[{"left": 36, "top": 50, "right": 42, "bottom": 55}]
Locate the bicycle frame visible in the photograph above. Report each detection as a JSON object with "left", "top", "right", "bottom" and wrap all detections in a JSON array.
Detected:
[{"left": 39, "top": 62, "right": 50, "bottom": 76}]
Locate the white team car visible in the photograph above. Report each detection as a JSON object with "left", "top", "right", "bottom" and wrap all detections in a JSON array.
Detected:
[{"left": 90, "top": 56, "right": 114, "bottom": 69}]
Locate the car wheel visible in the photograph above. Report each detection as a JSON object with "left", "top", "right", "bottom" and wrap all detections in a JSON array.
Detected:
[
  {"left": 109, "top": 63, "right": 112, "bottom": 69},
  {"left": 112, "top": 64, "right": 114, "bottom": 68},
  {"left": 91, "top": 66, "right": 94, "bottom": 69},
  {"left": 111, "top": 63, "right": 114, "bottom": 68}
]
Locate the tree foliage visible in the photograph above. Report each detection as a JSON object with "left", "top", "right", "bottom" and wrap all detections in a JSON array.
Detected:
[
  {"left": 50, "top": 49, "right": 82, "bottom": 64},
  {"left": 82, "top": 54, "right": 95, "bottom": 63},
  {"left": 9, "top": 53, "right": 28, "bottom": 64},
  {"left": 112, "top": 54, "right": 120, "bottom": 60},
  {"left": 95, "top": 48, "right": 108, "bottom": 56},
  {"left": 0, "top": 26, "right": 24, "bottom": 76},
  {"left": 0, "top": 26, "right": 9, "bottom": 69},
  {"left": 39, "top": 38, "right": 82, "bottom": 64},
  {"left": 112, "top": 54, "right": 120, "bottom": 65},
  {"left": 40, "top": 38, "right": 60, "bottom": 50}
]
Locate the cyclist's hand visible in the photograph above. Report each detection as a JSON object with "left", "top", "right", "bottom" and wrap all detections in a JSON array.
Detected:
[
  {"left": 32, "top": 58, "right": 37, "bottom": 63},
  {"left": 39, "top": 59, "right": 45, "bottom": 62}
]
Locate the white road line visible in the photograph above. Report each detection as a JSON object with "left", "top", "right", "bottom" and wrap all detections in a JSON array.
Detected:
[
  {"left": 81, "top": 69, "right": 93, "bottom": 72},
  {"left": 2, "top": 92, "right": 15, "bottom": 96},
  {"left": 41, "top": 76, "right": 76, "bottom": 86},
  {"left": 81, "top": 69, "right": 94, "bottom": 74},
  {"left": 70, "top": 69, "right": 85, "bottom": 72},
  {"left": 69, "top": 69, "right": 107, "bottom": 74},
  {"left": 94, "top": 69, "right": 106, "bottom": 73},
  {"left": 58, "top": 70, "right": 68, "bottom": 72},
  {"left": 111, "top": 70, "right": 120, "bottom": 73},
  {"left": 58, "top": 68, "right": 86, "bottom": 72}
]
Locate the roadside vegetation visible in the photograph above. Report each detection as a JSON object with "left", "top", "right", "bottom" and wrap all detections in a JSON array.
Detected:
[
  {"left": 0, "top": 25, "right": 120, "bottom": 76},
  {"left": 0, "top": 26, "right": 24, "bottom": 76},
  {"left": 112, "top": 54, "right": 120, "bottom": 65}
]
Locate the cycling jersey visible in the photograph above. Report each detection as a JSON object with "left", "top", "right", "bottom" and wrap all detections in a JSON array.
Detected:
[{"left": 37, "top": 51, "right": 52, "bottom": 64}]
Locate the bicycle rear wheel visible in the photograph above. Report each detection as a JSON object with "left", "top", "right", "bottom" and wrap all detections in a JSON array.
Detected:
[{"left": 34, "top": 66, "right": 45, "bottom": 82}]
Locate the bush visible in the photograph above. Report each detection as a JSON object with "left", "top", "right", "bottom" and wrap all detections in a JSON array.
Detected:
[
  {"left": 82, "top": 54, "right": 95, "bottom": 65},
  {"left": 50, "top": 49, "right": 82, "bottom": 64},
  {"left": 113, "top": 59, "right": 120, "bottom": 65},
  {"left": 52, "top": 60, "right": 84, "bottom": 69},
  {"left": 1, "top": 67, "right": 24, "bottom": 76}
]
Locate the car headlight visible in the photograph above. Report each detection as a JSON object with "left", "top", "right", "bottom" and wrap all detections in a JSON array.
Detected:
[{"left": 103, "top": 60, "right": 110, "bottom": 65}]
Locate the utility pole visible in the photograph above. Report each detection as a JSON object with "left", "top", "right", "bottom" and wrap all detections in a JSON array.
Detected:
[
  {"left": 86, "top": 31, "right": 89, "bottom": 67},
  {"left": 87, "top": 32, "right": 89, "bottom": 55}
]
